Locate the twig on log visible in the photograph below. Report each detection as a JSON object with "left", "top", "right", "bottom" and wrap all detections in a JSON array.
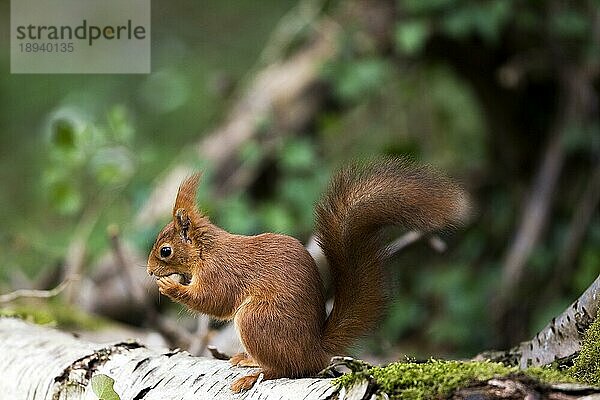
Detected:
[
  {"left": 385, "top": 231, "right": 447, "bottom": 257},
  {"left": 385, "top": 231, "right": 424, "bottom": 256},
  {"left": 0, "top": 276, "right": 77, "bottom": 304},
  {"left": 428, "top": 236, "right": 448, "bottom": 253},
  {"left": 107, "top": 225, "right": 147, "bottom": 307},
  {"left": 207, "top": 345, "right": 231, "bottom": 361},
  {"left": 319, "top": 356, "right": 373, "bottom": 378},
  {"left": 64, "top": 201, "right": 109, "bottom": 304}
]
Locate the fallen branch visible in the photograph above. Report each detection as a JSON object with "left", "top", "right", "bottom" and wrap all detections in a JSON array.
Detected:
[
  {"left": 479, "top": 273, "right": 600, "bottom": 368},
  {"left": 512, "top": 273, "right": 600, "bottom": 368},
  {"left": 0, "top": 277, "right": 76, "bottom": 304},
  {"left": 108, "top": 225, "right": 148, "bottom": 307},
  {"left": 4, "top": 317, "right": 596, "bottom": 400},
  {"left": 386, "top": 231, "right": 447, "bottom": 257},
  {"left": 0, "top": 318, "right": 343, "bottom": 399}
]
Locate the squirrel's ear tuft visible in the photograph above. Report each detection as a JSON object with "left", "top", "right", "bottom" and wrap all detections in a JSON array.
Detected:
[{"left": 173, "top": 173, "right": 202, "bottom": 215}]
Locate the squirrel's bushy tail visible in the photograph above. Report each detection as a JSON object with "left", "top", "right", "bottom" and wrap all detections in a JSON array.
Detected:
[{"left": 315, "top": 158, "right": 470, "bottom": 355}]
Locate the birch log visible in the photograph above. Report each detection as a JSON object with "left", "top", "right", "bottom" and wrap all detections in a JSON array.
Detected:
[
  {"left": 512, "top": 273, "right": 600, "bottom": 368},
  {"left": 0, "top": 318, "right": 366, "bottom": 400},
  {"left": 477, "top": 273, "right": 600, "bottom": 368}
]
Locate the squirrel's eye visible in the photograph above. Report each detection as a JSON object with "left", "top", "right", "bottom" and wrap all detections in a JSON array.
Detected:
[{"left": 159, "top": 246, "right": 172, "bottom": 258}]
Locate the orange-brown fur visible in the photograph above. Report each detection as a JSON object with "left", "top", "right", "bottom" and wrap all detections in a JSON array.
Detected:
[{"left": 147, "top": 159, "right": 469, "bottom": 392}]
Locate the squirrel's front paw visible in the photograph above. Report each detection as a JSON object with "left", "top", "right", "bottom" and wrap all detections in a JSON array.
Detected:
[{"left": 156, "top": 275, "right": 185, "bottom": 298}]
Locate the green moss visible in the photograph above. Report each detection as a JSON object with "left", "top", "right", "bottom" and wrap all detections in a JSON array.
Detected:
[
  {"left": 570, "top": 313, "right": 600, "bottom": 385},
  {"left": 335, "top": 359, "right": 582, "bottom": 399},
  {"left": 1, "top": 307, "right": 53, "bottom": 325},
  {"left": 0, "top": 301, "right": 109, "bottom": 331},
  {"left": 372, "top": 360, "right": 513, "bottom": 399},
  {"left": 525, "top": 366, "right": 579, "bottom": 384},
  {"left": 335, "top": 313, "right": 600, "bottom": 398},
  {"left": 335, "top": 360, "right": 510, "bottom": 399}
]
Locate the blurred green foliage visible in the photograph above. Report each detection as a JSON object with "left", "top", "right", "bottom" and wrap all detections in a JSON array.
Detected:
[
  {"left": 43, "top": 105, "right": 135, "bottom": 215},
  {"left": 0, "top": 299, "right": 110, "bottom": 330},
  {"left": 0, "top": 0, "right": 299, "bottom": 277}
]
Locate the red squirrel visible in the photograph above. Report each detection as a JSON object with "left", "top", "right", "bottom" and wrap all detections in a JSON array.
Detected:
[{"left": 146, "top": 158, "right": 469, "bottom": 392}]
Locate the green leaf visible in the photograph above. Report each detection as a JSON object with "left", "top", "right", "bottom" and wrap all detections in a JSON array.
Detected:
[
  {"left": 106, "top": 105, "right": 135, "bottom": 144},
  {"left": 441, "top": 1, "right": 511, "bottom": 43},
  {"left": 139, "top": 69, "right": 190, "bottom": 113},
  {"left": 400, "top": 0, "right": 455, "bottom": 14},
  {"left": 90, "top": 147, "right": 134, "bottom": 186},
  {"left": 50, "top": 119, "right": 77, "bottom": 150},
  {"left": 260, "top": 203, "right": 295, "bottom": 234},
  {"left": 551, "top": 9, "right": 589, "bottom": 39},
  {"left": 239, "top": 140, "right": 264, "bottom": 166},
  {"left": 91, "top": 374, "right": 120, "bottom": 400},
  {"left": 216, "top": 195, "right": 259, "bottom": 235},
  {"left": 48, "top": 180, "right": 82, "bottom": 215},
  {"left": 280, "top": 138, "right": 316, "bottom": 171},
  {"left": 46, "top": 108, "right": 88, "bottom": 156},
  {"left": 381, "top": 297, "right": 424, "bottom": 340},
  {"left": 325, "top": 59, "right": 390, "bottom": 103},
  {"left": 394, "top": 20, "right": 429, "bottom": 55}
]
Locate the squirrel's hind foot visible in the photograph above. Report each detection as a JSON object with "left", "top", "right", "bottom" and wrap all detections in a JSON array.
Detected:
[
  {"left": 230, "top": 369, "right": 279, "bottom": 393},
  {"left": 231, "top": 372, "right": 261, "bottom": 393},
  {"left": 230, "top": 352, "right": 259, "bottom": 367}
]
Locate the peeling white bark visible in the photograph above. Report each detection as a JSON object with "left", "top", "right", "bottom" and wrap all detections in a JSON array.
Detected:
[
  {"left": 514, "top": 273, "right": 600, "bottom": 368},
  {"left": 0, "top": 318, "right": 360, "bottom": 400},
  {"left": 478, "top": 274, "right": 600, "bottom": 368}
]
